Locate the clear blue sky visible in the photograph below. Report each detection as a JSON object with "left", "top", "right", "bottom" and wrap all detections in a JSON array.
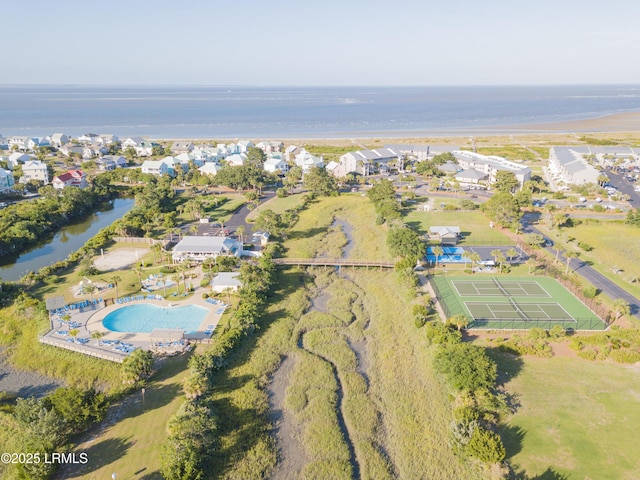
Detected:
[{"left": 3, "top": 0, "right": 639, "bottom": 86}]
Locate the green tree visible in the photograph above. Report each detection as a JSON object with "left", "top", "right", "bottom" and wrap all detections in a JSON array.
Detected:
[
  {"left": 467, "top": 251, "right": 482, "bottom": 272},
  {"left": 564, "top": 250, "right": 578, "bottom": 274},
  {"left": 303, "top": 166, "right": 338, "bottom": 196},
  {"left": 493, "top": 170, "right": 520, "bottom": 193},
  {"left": 448, "top": 314, "right": 469, "bottom": 331},
  {"left": 612, "top": 298, "right": 630, "bottom": 322},
  {"left": 482, "top": 192, "right": 523, "bottom": 228},
  {"left": 246, "top": 146, "right": 266, "bottom": 167},
  {"left": 121, "top": 349, "right": 153, "bottom": 385},
  {"left": 366, "top": 178, "right": 396, "bottom": 204},
  {"left": 46, "top": 387, "right": 108, "bottom": 433},
  {"left": 432, "top": 245, "right": 444, "bottom": 268},
  {"left": 466, "top": 427, "right": 506, "bottom": 463},
  {"left": 387, "top": 227, "right": 424, "bottom": 261},
  {"left": 434, "top": 342, "right": 497, "bottom": 392}
]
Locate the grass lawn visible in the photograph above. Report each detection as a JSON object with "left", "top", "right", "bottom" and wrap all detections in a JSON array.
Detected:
[
  {"left": 404, "top": 209, "right": 515, "bottom": 246},
  {"left": 553, "top": 220, "right": 640, "bottom": 299},
  {"left": 246, "top": 193, "right": 306, "bottom": 221},
  {"left": 59, "top": 353, "right": 192, "bottom": 480},
  {"left": 497, "top": 354, "right": 640, "bottom": 479}
]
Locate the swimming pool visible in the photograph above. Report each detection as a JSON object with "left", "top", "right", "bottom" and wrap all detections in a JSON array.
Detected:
[{"left": 102, "top": 304, "right": 209, "bottom": 333}]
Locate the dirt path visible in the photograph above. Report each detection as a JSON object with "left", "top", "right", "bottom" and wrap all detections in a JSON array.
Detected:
[{"left": 268, "top": 355, "right": 307, "bottom": 480}]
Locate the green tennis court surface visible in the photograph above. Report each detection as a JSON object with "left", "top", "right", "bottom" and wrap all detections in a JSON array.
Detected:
[{"left": 431, "top": 276, "right": 607, "bottom": 330}]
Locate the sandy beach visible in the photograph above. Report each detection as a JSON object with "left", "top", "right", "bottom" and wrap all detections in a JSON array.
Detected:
[{"left": 196, "top": 111, "right": 640, "bottom": 149}]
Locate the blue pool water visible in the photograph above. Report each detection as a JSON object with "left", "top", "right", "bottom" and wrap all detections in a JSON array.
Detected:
[
  {"left": 426, "top": 246, "right": 471, "bottom": 264},
  {"left": 102, "top": 304, "right": 209, "bottom": 333}
]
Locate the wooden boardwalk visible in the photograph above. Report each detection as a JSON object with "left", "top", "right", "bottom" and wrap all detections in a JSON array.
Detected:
[{"left": 273, "top": 258, "right": 395, "bottom": 268}]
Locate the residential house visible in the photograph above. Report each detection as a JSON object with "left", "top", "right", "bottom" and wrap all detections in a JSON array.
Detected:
[
  {"left": 0, "top": 168, "right": 15, "bottom": 193},
  {"left": 27, "top": 137, "right": 50, "bottom": 150},
  {"left": 78, "top": 133, "right": 99, "bottom": 144},
  {"left": 7, "top": 152, "right": 32, "bottom": 169},
  {"left": 256, "top": 141, "right": 284, "bottom": 154},
  {"left": 170, "top": 142, "right": 194, "bottom": 153},
  {"left": 548, "top": 147, "right": 601, "bottom": 186},
  {"left": 0, "top": 135, "right": 7, "bottom": 150},
  {"left": 295, "top": 149, "right": 324, "bottom": 173},
  {"left": 59, "top": 144, "right": 85, "bottom": 158},
  {"left": 172, "top": 236, "right": 242, "bottom": 263},
  {"left": 21, "top": 160, "right": 49, "bottom": 183},
  {"left": 52, "top": 169, "right": 86, "bottom": 189},
  {"left": 141, "top": 159, "right": 169, "bottom": 176},
  {"left": 83, "top": 144, "right": 108, "bottom": 159},
  {"left": 336, "top": 148, "right": 399, "bottom": 176},
  {"left": 49, "top": 133, "right": 69, "bottom": 148},
  {"left": 175, "top": 152, "right": 203, "bottom": 167},
  {"left": 100, "top": 155, "right": 127, "bottom": 169},
  {"left": 96, "top": 134, "right": 119, "bottom": 146},
  {"left": 438, "top": 161, "right": 460, "bottom": 175},
  {"left": 452, "top": 151, "right": 531, "bottom": 188},
  {"left": 263, "top": 156, "right": 288, "bottom": 174},
  {"left": 226, "top": 153, "right": 247, "bottom": 167},
  {"left": 454, "top": 169, "right": 487, "bottom": 185},
  {"left": 198, "top": 163, "right": 222, "bottom": 176},
  {"left": 8, "top": 136, "right": 29, "bottom": 151},
  {"left": 285, "top": 145, "right": 301, "bottom": 162},
  {"left": 210, "top": 272, "right": 243, "bottom": 293},
  {"left": 429, "top": 226, "right": 462, "bottom": 245},
  {"left": 237, "top": 141, "right": 254, "bottom": 153},
  {"left": 96, "top": 157, "right": 117, "bottom": 171}
]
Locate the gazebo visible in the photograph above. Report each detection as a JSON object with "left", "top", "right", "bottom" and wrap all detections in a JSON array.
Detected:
[{"left": 150, "top": 329, "right": 186, "bottom": 353}]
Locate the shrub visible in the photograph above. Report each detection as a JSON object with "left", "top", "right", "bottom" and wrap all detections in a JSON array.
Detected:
[
  {"left": 548, "top": 325, "right": 566, "bottom": 339},
  {"left": 578, "top": 242, "right": 593, "bottom": 251},
  {"left": 434, "top": 343, "right": 497, "bottom": 392},
  {"left": 582, "top": 285, "right": 598, "bottom": 298},
  {"left": 608, "top": 349, "right": 640, "bottom": 364},
  {"left": 466, "top": 427, "right": 506, "bottom": 463}
]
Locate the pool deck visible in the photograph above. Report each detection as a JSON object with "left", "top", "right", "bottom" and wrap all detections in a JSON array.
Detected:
[{"left": 42, "top": 294, "right": 226, "bottom": 361}]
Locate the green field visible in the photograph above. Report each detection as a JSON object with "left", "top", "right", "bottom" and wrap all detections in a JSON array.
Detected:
[
  {"left": 497, "top": 354, "right": 640, "bottom": 479},
  {"left": 404, "top": 209, "right": 515, "bottom": 245},
  {"left": 432, "top": 276, "right": 606, "bottom": 330},
  {"left": 246, "top": 192, "right": 307, "bottom": 221}
]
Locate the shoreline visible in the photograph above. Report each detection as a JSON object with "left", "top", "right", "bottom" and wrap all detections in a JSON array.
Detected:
[{"left": 149, "top": 111, "right": 640, "bottom": 145}]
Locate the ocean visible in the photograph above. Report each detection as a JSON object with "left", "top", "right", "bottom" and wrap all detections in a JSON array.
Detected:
[{"left": 1, "top": 85, "right": 640, "bottom": 139}]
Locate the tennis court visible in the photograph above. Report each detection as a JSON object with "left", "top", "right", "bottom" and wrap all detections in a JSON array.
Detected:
[
  {"left": 452, "top": 278, "right": 550, "bottom": 298},
  {"left": 431, "top": 275, "right": 607, "bottom": 330}
]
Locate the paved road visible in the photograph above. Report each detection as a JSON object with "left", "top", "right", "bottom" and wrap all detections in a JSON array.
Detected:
[{"left": 521, "top": 217, "right": 640, "bottom": 320}]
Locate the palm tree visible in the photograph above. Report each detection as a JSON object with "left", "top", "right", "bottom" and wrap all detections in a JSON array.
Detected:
[
  {"left": 490, "top": 249, "right": 502, "bottom": 266},
  {"left": 183, "top": 373, "right": 209, "bottom": 400},
  {"left": 133, "top": 266, "right": 144, "bottom": 289},
  {"left": 468, "top": 252, "right": 482, "bottom": 273},
  {"left": 69, "top": 328, "right": 79, "bottom": 343},
  {"left": 236, "top": 225, "right": 246, "bottom": 244},
  {"left": 109, "top": 275, "right": 121, "bottom": 301},
  {"left": 506, "top": 247, "right": 519, "bottom": 263},
  {"left": 91, "top": 331, "right": 104, "bottom": 343},
  {"left": 612, "top": 298, "right": 630, "bottom": 323},
  {"left": 432, "top": 246, "right": 444, "bottom": 268},
  {"left": 189, "top": 224, "right": 200, "bottom": 236},
  {"left": 564, "top": 250, "right": 578, "bottom": 274},
  {"left": 151, "top": 243, "right": 162, "bottom": 264},
  {"left": 448, "top": 314, "right": 469, "bottom": 331}
]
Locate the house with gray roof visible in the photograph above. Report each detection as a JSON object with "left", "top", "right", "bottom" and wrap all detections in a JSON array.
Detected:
[
  {"left": 210, "top": 272, "right": 243, "bottom": 293},
  {"left": 336, "top": 148, "right": 400, "bottom": 176},
  {"left": 172, "top": 236, "right": 242, "bottom": 263},
  {"left": 548, "top": 147, "right": 601, "bottom": 186}
]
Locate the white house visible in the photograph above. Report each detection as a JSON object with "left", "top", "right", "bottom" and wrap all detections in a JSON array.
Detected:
[
  {"left": 21, "top": 160, "right": 49, "bottom": 183},
  {"left": 210, "top": 272, "right": 243, "bottom": 293},
  {"left": 172, "top": 236, "right": 243, "bottom": 263},
  {"left": 0, "top": 168, "right": 15, "bottom": 193},
  {"left": 52, "top": 169, "right": 87, "bottom": 189},
  {"left": 49, "top": 133, "right": 69, "bottom": 148},
  {"left": 7, "top": 152, "right": 32, "bottom": 169},
  {"left": 141, "top": 159, "right": 169, "bottom": 176},
  {"left": 336, "top": 148, "right": 400, "bottom": 176},
  {"left": 295, "top": 149, "right": 324, "bottom": 173},
  {"left": 101, "top": 155, "right": 127, "bottom": 168},
  {"left": 226, "top": 153, "right": 247, "bottom": 167},
  {"left": 548, "top": 147, "right": 601, "bottom": 186},
  {"left": 198, "top": 163, "right": 222, "bottom": 176},
  {"left": 78, "top": 133, "right": 99, "bottom": 144},
  {"left": 263, "top": 157, "right": 288, "bottom": 174},
  {"left": 8, "top": 136, "right": 29, "bottom": 151},
  {"left": 452, "top": 151, "right": 531, "bottom": 188}
]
